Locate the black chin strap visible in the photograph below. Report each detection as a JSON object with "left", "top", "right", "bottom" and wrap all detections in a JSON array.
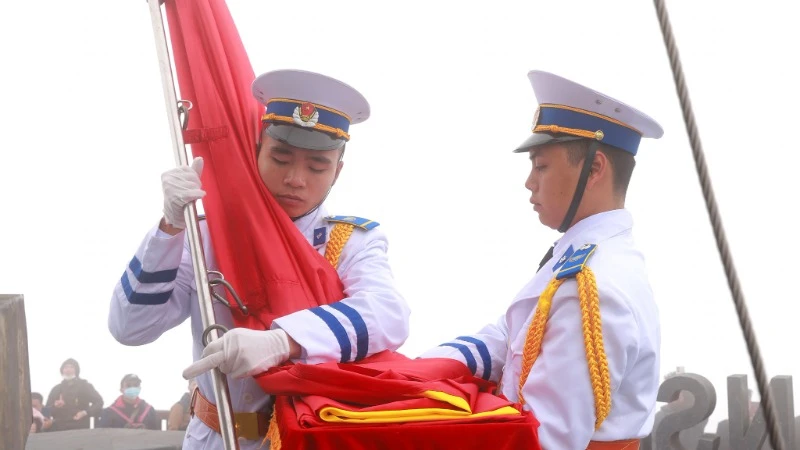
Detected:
[{"left": 557, "top": 141, "right": 599, "bottom": 233}]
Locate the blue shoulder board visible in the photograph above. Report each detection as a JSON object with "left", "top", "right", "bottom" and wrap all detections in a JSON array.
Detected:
[
  {"left": 324, "top": 215, "right": 380, "bottom": 231},
  {"left": 555, "top": 243, "right": 597, "bottom": 280},
  {"left": 552, "top": 244, "right": 575, "bottom": 272}
]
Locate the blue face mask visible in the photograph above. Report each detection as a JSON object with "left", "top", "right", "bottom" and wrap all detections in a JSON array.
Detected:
[{"left": 123, "top": 387, "right": 141, "bottom": 399}]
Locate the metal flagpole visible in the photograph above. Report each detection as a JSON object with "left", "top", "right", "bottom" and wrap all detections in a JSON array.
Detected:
[{"left": 145, "top": 1, "right": 239, "bottom": 448}]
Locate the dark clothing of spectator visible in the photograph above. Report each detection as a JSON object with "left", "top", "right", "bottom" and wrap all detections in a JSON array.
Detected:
[
  {"left": 98, "top": 396, "right": 160, "bottom": 430},
  {"left": 45, "top": 359, "right": 103, "bottom": 431},
  {"left": 167, "top": 392, "right": 192, "bottom": 431}
]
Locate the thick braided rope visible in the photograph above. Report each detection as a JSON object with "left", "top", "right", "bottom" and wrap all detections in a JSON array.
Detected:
[
  {"left": 518, "top": 269, "right": 611, "bottom": 429},
  {"left": 518, "top": 277, "right": 564, "bottom": 404},
  {"left": 325, "top": 223, "right": 355, "bottom": 269},
  {"left": 652, "top": 0, "right": 783, "bottom": 448},
  {"left": 577, "top": 270, "right": 602, "bottom": 427},
  {"left": 577, "top": 267, "right": 611, "bottom": 429}
]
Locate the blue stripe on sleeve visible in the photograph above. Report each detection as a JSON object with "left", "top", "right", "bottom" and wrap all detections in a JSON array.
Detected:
[
  {"left": 119, "top": 272, "right": 173, "bottom": 305},
  {"left": 456, "top": 336, "right": 492, "bottom": 380},
  {"left": 329, "top": 302, "right": 369, "bottom": 361},
  {"left": 310, "top": 307, "right": 352, "bottom": 363},
  {"left": 128, "top": 256, "right": 179, "bottom": 284},
  {"left": 439, "top": 342, "right": 477, "bottom": 375}
]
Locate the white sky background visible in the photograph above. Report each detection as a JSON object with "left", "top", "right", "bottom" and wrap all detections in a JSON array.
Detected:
[{"left": 1, "top": 0, "right": 798, "bottom": 432}]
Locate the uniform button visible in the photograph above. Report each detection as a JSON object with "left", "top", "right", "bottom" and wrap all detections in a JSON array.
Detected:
[{"left": 243, "top": 393, "right": 253, "bottom": 404}]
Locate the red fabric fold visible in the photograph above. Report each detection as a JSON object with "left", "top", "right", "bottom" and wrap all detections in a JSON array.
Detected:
[
  {"left": 294, "top": 394, "right": 528, "bottom": 428},
  {"left": 165, "top": 0, "right": 346, "bottom": 333},
  {"left": 256, "top": 351, "right": 488, "bottom": 407},
  {"left": 261, "top": 352, "right": 541, "bottom": 449},
  {"left": 275, "top": 395, "right": 541, "bottom": 450}
]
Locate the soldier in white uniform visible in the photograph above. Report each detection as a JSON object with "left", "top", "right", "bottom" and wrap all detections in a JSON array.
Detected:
[
  {"left": 108, "top": 69, "right": 410, "bottom": 450},
  {"left": 420, "top": 70, "right": 663, "bottom": 450}
]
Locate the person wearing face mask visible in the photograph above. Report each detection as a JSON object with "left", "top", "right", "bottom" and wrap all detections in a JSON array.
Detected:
[
  {"left": 44, "top": 358, "right": 104, "bottom": 431},
  {"left": 98, "top": 374, "right": 160, "bottom": 430}
]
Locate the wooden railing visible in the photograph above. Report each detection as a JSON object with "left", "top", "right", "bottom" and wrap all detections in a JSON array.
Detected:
[{"left": 86, "top": 410, "right": 179, "bottom": 431}]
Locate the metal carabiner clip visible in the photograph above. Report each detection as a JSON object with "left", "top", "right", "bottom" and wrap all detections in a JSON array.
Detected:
[{"left": 207, "top": 270, "right": 249, "bottom": 316}]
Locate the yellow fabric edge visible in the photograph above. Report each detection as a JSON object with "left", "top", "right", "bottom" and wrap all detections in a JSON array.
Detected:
[
  {"left": 420, "top": 390, "right": 471, "bottom": 412},
  {"left": 317, "top": 405, "right": 521, "bottom": 424}
]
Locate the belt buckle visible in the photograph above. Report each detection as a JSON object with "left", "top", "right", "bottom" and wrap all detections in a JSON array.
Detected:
[
  {"left": 234, "top": 413, "right": 261, "bottom": 441},
  {"left": 189, "top": 387, "right": 200, "bottom": 417}
]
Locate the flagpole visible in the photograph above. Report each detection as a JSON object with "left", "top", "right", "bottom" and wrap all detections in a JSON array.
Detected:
[{"left": 145, "top": 1, "right": 239, "bottom": 448}]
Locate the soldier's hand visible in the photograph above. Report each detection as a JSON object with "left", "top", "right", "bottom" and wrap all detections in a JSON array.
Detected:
[
  {"left": 182, "top": 328, "right": 291, "bottom": 380},
  {"left": 161, "top": 157, "right": 206, "bottom": 230}
]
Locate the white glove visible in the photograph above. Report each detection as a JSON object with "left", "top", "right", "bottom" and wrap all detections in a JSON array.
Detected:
[
  {"left": 182, "top": 328, "right": 291, "bottom": 380},
  {"left": 161, "top": 157, "right": 206, "bottom": 229}
]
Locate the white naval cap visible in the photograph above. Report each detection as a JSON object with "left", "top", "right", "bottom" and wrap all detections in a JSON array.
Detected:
[
  {"left": 252, "top": 69, "right": 370, "bottom": 151},
  {"left": 514, "top": 70, "right": 663, "bottom": 155}
]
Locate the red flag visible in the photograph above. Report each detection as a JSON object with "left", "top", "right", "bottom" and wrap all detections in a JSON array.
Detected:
[
  {"left": 256, "top": 351, "right": 492, "bottom": 406},
  {"left": 161, "top": 1, "right": 541, "bottom": 448},
  {"left": 261, "top": 353, "right": 541, "bottom": 450},
  {"left": 273, "top": 394, "right": 539, "bottom": 450},
  {"left": 164, "top": 0, "right": 346, "bottom": 336}
]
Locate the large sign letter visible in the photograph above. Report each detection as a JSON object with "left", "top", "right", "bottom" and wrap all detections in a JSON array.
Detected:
[{"left": 651, "top": 373, "right": 717, "bottom": 450}]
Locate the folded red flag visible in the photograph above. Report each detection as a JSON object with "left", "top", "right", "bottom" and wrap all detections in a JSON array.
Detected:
[
  {"left": 273, "top": 395, "right": 540, "bottom": 450},
  {"left": 257, "top": 351, "right": 489, "bottom": 406},
  {"left": 258, "top": 351, "right": 542, "bottom": 450}
]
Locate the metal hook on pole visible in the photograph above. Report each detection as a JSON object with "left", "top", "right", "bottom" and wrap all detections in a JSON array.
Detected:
[
  {"left": 145, "top": 1, "right": 239, "bottom": 448},
  {"left": 178, "top": 100, "right": 193, "bottom": 131},
  {"left": 208, "top": 271, "right": 249, "bottom": 315}
]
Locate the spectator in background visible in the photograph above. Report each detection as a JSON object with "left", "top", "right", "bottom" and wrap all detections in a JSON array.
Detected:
[
  {"left": 31, "top": 392, "right": 53, "bottom": 432},
  {"left": 167, "top": 378, "right": 197, "bottom": 431},
  {"left": 45, "top": 358, "right": 103, "bottom": 431},
  {"left": 30, "top": 406, "right": 45, "bottom": 434},
  {"left": 98, "top": 374, "right": 160, "bottom": 430}
]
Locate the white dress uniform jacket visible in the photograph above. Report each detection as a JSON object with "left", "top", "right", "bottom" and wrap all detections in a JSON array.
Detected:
[
  {"left": 108, "top": 204, "right": 410, "bottom": 450},
  {"left": 421, "top": 209, "right": 660, "bottom": 450}
]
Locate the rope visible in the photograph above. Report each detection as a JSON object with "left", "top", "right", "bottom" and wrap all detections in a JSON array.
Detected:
[
  {"left": 577, "top": 268, "right": 611, "bottom": 429},
  {"left": 518, "top": 277, "right": 565, "bottom": 403},
  {"left": 518, "top": 268, "right": 611, "bottom": 429},
  {"left": 325, "top": 223, "right": 356, "bottom": 269},
  {"left": 651, "top": 1, "right": 784, "bottom": 448}
]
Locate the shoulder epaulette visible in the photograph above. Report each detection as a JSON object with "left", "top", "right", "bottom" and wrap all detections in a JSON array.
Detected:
[
  {"left": 552, "top": 244, "right": 574, "bottom": 272},
  {"left": 324, "top": 215, "right": 380, "bottom": 231},
  {"left": 555, "top": 243, "right": 597, "bottom": 280}
]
